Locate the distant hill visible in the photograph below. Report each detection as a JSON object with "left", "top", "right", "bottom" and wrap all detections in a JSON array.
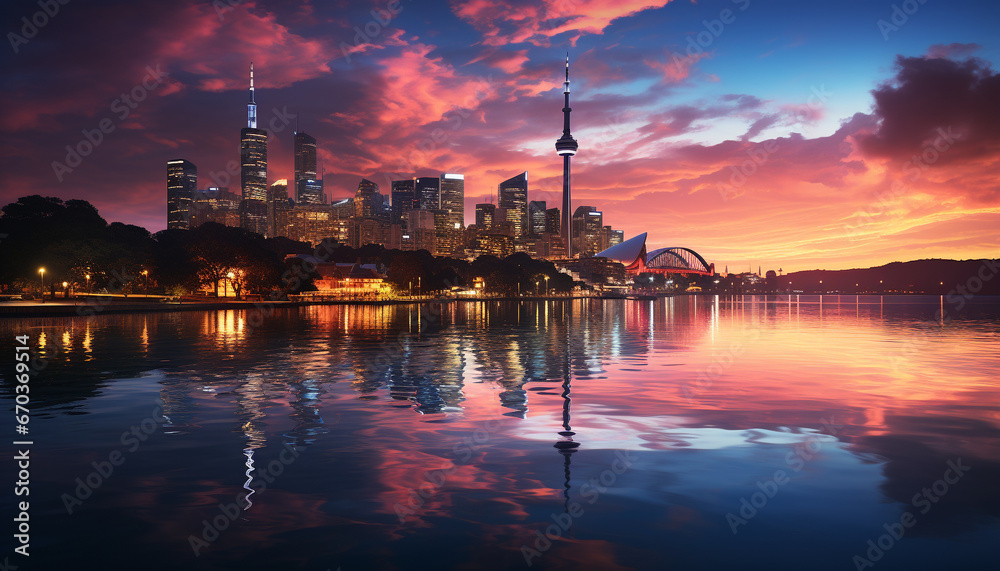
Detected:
[{"left": 780, "top": 259, "right": 1000, "bottom": 295}]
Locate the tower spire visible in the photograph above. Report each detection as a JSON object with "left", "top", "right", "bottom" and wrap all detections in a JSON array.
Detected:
[
  {"left": 555, "top": 53, "right": 579, "bottom": 258},
  {"left": 247, "top": 61, "right": 257, "bottom": 128}
]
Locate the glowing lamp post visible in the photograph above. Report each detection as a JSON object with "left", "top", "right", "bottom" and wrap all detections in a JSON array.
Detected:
[
  {"left": 62, "top": 281, "right": 68, "bottom": 299},
  {"left": 226, "top": 271, "right": 235, "bottom": 299},
  {"left": 38, "top": 268, "right": 45, "bottom": 303},
  {"left": 142, "top": 270, "right": 149, "bottom": 297},
  {"left": 544, "top": 275, "right": 549, "bottom": 296},
  {"left": 536, "top": 280, "right": 540, "bottom": 296},
  {"left": 85, "top": 273, "right": 91, "bottom": 295}
]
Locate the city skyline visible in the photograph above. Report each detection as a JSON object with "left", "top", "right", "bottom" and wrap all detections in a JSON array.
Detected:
[
  {"left": 163, "top": 59, "right": 597, "bottom": 260},
  {"left": 3, "top": 0, "right": 999, "bottom": 272}
]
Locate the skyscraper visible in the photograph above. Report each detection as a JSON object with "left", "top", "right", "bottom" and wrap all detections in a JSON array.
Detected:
[
  {"left": 573, "top": 206, "right": 603, "bottom": 256},
  {"left": 528, "top": 200, "right": 546, "bottom": 236},
  {"left": 475, "top": 203, "right": 496, "bottom": 229},
  {"left": 294, "top": 131, "right": 322, "bottom": 204},
  {"left": 391, "top": 179, "right": 416, "bottom": 225},
  {"left": 498, "top": 171, "right": 528, "bottom": 240},
  {"left": 407, "top": 209, "right": 436, "bottom": 254},
  {"left": 166, "top": 159, "right": 196, "bottom": 230},
  {"left": 432, "top": 208, "right": 452, "bottom": 256},
  {"left": 268, "top": 179, "right": 291, "bottom": 238},
  {"left": 297, "top": 179, "right": 324, "bottom": 205},
  {"left": 415, "top": 176, "right": 440, "bottom": 211},
  {"left": 555, "top": 54, "right": 579, "bottom": 258},
  {"left": 354, "top": 178, "right": 384, "bottom": 218},
  {"left": 603, "top": 226, "right": 623, "bottom": 250},
  {"left": 439, "top": 173, "right": 465, "bottom": 257},
  {"left": 241, "top": 62, "right": 268, "bottom": 235},
  {"left": 440, "top": 173, "right": 464, "bottom": 228},
  {"left": 190, "top": 187, "right": 240, "bottom": 229},
  {"left": 545, "top": 207, "right": 561, "bottom": 235}
]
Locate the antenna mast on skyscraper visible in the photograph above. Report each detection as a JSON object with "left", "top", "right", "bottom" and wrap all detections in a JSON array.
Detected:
[{"left": 247, "top": 62, "right": 257, "bottom": 129}]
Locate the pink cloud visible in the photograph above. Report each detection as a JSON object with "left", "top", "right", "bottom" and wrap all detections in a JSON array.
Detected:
[
  {"left": 150, "top": 2, "right": 334, "bottom": 93},
  {"left": 376, "top": 44, "right": 497, "bottom": 128},
  {"left": 645, "top": 51, "right": 711, "bottom": 83},
  {"left": 451, "top": 0, "right": 675, "bottom": 47},
  {"left": 466, "top": 49, "right": 531, "bottom": 74},
  {"left": 780, "top": 103, "right": 824, "bottom": 124},
  {"left": 0, "top": 1, "right": 335, "bottom": 133}
]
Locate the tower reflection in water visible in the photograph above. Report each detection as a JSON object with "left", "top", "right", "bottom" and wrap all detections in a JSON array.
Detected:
[{"left": 555, "top": 318, "right": 580, "bottom": 513}]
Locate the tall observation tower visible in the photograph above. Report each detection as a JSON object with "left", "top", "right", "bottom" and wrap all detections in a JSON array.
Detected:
[{"left": 555, "top": 54, "right": 579, "bottom": 259}]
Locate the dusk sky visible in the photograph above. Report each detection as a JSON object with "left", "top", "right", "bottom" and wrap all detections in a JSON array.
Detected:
[{"left": 2, "top": 0, "right": 999, "bottom": 272}]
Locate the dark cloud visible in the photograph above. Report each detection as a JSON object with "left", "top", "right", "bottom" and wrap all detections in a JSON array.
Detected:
[{"left": 859, "top": 55, "right": 1000, "bottom": 162}]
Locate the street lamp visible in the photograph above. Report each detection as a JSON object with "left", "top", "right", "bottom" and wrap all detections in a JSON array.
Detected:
[
  {"left": 142, "top": 270, "right": 149, "bottom": 297},
  {"left": 226, "top": 271, "right": 235, "bottom": 299},
  {"left": 417, "top": 276, "right": 421, "bottom": 297},
  {"left": 544, "top": 275, "right": 549, "bottom": 296},
  {"left": 536, "top": 280, "right": 540, "bottom": 296},
  {"left": 62, "top": 281, "right": 68, "bottom": 299},
  {"left": 85, "top": 273, "right": 91, "bottom": 295},
  {"left": 38, "top": 268, "right": 45, "bottom": 303}
]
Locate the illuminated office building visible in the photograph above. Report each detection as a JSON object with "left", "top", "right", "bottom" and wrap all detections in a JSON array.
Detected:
[{"left": 166, "top": 159, "right": 196, "bottom": 230}]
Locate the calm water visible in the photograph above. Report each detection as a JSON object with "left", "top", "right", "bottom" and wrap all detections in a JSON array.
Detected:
[{"left": 2, "top": 295, "right": 999, "bottom": 571}]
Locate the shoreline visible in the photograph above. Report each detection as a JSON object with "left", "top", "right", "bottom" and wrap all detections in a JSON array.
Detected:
[
  {"left": 0, "top": 296, "right": 591, "bottom": 318},
  {"left": 2, "top": 292, "right": 995, "bottom": 318}
]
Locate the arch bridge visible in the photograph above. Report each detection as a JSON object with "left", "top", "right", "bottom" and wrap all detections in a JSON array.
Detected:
[{"left": 645, "top": 247, "right": 714, "bottom": 276}]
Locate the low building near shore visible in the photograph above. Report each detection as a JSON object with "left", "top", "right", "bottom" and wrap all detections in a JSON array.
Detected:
[{"left": 285, "top": 254, "right": 389, "bottom": 299}]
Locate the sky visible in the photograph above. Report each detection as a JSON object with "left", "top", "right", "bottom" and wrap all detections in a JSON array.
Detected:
[{"left": 2, "top": 0, "right": 999, "bottom": 272}]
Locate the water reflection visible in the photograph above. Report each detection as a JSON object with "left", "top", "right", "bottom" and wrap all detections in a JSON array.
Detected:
[{"left": 1, "top": 296, "right": 998, "bottom": 570}]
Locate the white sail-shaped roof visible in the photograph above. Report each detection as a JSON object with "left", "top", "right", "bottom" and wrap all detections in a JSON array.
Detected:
[{"left": 595, "top": 233, "right": 646, "bottom": 266}]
